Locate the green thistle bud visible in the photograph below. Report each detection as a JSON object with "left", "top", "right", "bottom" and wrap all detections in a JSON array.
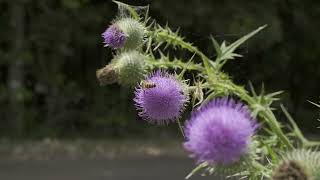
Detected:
[
  {"left": 114, "top": 18, "right": 145, "bottom": 50},
  {"left": 272, "top": 149, "right": 320, "bottom": 180},
  {"left": 114, "top": 51, "right": 147, "bottom": 87}
]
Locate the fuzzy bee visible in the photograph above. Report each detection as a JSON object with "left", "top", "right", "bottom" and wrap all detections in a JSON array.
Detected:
[{"left": 140, "top": 80, "right": 156, "bottom": 89}]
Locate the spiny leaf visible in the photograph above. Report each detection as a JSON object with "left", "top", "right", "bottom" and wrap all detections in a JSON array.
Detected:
[
  {"left": 212, "top": 25, "right": 267, "bottom": 69},
  {"left": 178, "top": 53, "right": 196, "bottom": 79},
  {"left": 266, "top": 91, "right": 283, "bottom": 99},
  {"left": 224, "top": 25, "right": 267, "bottom": 56},
  {"left": 308, "top": 100, "right": 320, "bottom": 108},
  {"left": 185, "top": 162, "right": 208, "bottom": 179},
  {"left": 248, "top": 81, "right": 257, "bottom": 98},
  {"left": 146, "top": 53, "right": 203, "bottom": 72},
  {"left": 210, "top": 35, "right": 222, "bottom": 57}
]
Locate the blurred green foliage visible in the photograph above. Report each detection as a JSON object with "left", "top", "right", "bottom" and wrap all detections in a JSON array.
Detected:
[{"left": 0, "top": 0, "right": 319, "bottom": 138}]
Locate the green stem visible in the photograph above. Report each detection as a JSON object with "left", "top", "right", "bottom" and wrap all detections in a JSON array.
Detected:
[
  {"left": 185, "top": 162, "right": 208, "bottom": 179},
  {"left": 175, "top": 41, "right": 215, "bottom": 77},
  {"left": 177, "top": 118, "right": 185, "bottom": 137},
  {"left": 208, "top": 80, "right": 294, "bottom": 150},
  {"left": 262, "top": 109, "right": 294, "bottom": 149},
  {"left": 281, "top": 104, "right": 320, "bottom": 148},
  {"left": 251, "top": 161, "right": 270, "bottom": 176},
  {"left": 150, "top": 29, "right": 215, "bottom": 76},
  {"left": 149, "top": 23, "right": 294, "bottom": 150},
  {"left": 252, "top": 161, "right": 270, "bottom": 178},
  {"left": 146, "top": 57, "right": 204, "bottom": 72},
  {"left": 236, "top": 87, "right": 294, "bottom": 150}
]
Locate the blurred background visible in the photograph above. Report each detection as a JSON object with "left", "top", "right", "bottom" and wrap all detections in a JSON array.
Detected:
[{"left": 0, "top": 0, "right": 319, "bottom": 179}]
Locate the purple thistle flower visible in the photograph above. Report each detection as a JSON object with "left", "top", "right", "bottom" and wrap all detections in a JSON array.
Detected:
[
  {"left": 184, "top": 98, "right": 256, "bottom": 165},
  {"left": 102, "top": 25, "right": 126, "bottom": 49},
  {"left": 134, "top": 70, "right": 188, "bottom": 124}
]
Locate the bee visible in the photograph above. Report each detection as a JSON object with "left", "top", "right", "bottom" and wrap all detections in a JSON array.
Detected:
[{"left": 140, "top": 80, "right": 156, "bottom": 89}]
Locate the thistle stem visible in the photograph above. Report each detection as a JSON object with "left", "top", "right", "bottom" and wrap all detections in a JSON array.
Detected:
[
  {"left": 185, "top": 162, "right": 208, "bottom": 179},
  {"left": 281, "top": 104, "right": 320, "bottom": 148},
  {"left": 234, "top": 85, "right": 294, "bottom": 150},
  {"left": 174, "top": 40, "right": 215, "bottom": 77},
  {"left": 207, "top": 79, "right": 294, "bottom": 149},
  {"left": 146, "top": 57, "right": 204, "bottom": 72},
  {"left": 150, "top": 28, "right": 215, "bottom": 76},
  {"left": 177, "top": 118, "right": 185, "bottom": 137}
]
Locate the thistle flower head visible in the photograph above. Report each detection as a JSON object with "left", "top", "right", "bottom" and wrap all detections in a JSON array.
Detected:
[
  {"left": 184, "top": 98, "right": 256, "bottom": 165},
  {"left": 102, "top": 25, "right": 126, "bottom": 49},
  {"left": 102, "top": 18, "right": 145, "bottom": 50},
  {"left": 272, "top": 149, "right": 320, "bottom": 180},
  {"left": 134, "top": 70, "right": 189, "bottom": 124}
]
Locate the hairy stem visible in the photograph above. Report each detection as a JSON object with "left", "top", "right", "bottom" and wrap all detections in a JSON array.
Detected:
[
  {"left": 146, "top": 57, "right": 204, "bottom": 72},
  {"left": 281, "top": 104, "right": 320, "bottom": 148},
  {"left": 231, "top": 83, "right": 294, "bottom": 150},
  {"left": 177, "top": 118, "right": 185, "bottom": 137},
  {"left": 150, "top": 28, "right": 215, "bottom": 76}
]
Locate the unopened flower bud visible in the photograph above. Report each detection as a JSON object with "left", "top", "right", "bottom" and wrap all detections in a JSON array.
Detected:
[
  {"left": 114, "top": 51, "right": 146, "bottom": 87},
  {"left": 114, "top": 18, "right": 145, "bottom": 50}
]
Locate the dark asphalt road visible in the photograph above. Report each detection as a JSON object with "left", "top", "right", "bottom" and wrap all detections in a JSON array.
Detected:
[{"left": 0, "top": 157, "right": 216, "bottom": 180}]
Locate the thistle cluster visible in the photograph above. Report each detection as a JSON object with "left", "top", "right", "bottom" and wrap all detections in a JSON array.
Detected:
[
  {"left": 96, "top": 1, "right": 320, "bottom": 179},
  {"left": 97, "top": 13, "right": 147, "bottom": 87}
]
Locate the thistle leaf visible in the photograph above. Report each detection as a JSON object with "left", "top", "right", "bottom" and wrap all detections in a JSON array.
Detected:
[
  {"left": 210, "top": 35, "right": 222, "bottom": 57},
  {"left": 185, "top": 162, "right": 208, "bottom": 179},
  {"left": 212, "top": 25, "right": 267, "bottom": 69},
  {"left": 224, "top": 25, "right": 267, "bottom": 57},
  {"left": 308, "top": 100, "right": 320, "bottom": 108}
]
